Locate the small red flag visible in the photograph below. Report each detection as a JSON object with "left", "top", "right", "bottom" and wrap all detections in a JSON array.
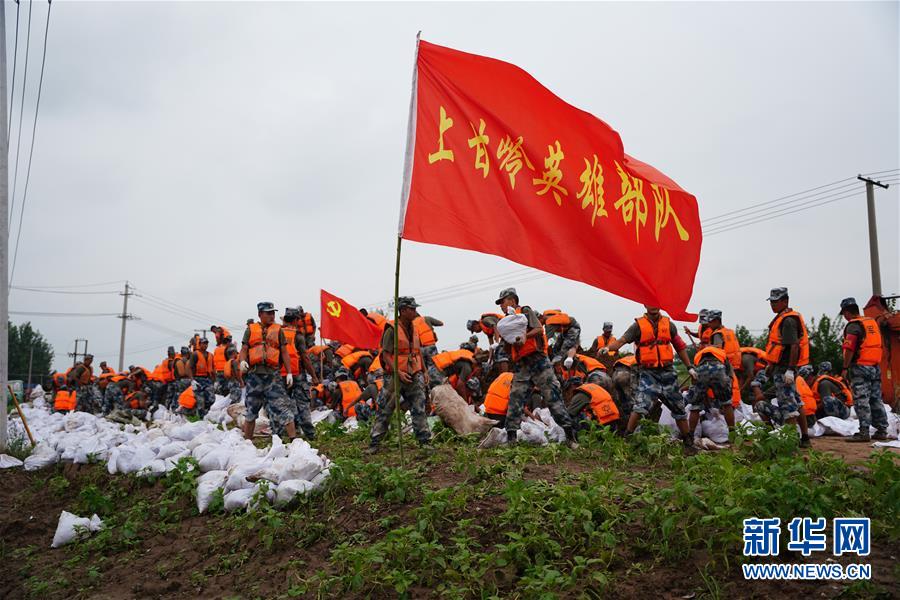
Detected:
[
  {"left": 319, "top": 290, "right": 383, "bottom": 350},
  {"left": 399, "top": 40, "right": 700, "bottom": 320}
]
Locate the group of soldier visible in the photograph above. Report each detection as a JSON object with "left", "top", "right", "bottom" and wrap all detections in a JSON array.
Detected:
[{"left": 47, "top": 285, "right": 891, "bottom": 451}]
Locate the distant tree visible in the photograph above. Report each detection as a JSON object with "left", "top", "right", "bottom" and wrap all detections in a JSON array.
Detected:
[
  {"left": 807, "top": 314, "right": 843, "bottom": 370},
  {"left": 734, "top": 324, "right": 767, "bottom": 350},
  {"left": 8, "top": 321, "right": 54, "bottom": 382}
]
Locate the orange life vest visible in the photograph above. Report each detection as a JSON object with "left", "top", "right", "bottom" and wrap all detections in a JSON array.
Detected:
[
  {"left": 765, "top": 310, "right": 810, "bottom": 367},
  {"left": 126, "top": 392, "right": 145, "bottom": 410},
  {"left": 54, "top": 389, "right": 77, "bottom": 411},
  {"left": 575, "top": 354, "right": 605, "bottom": 373},
  {"left": 484, "top": 372, "right": 513, "bottom": 416},
  {"left": 576, "top": 383, "right": 619, "bottom": 425},
  {"left": 281, "top": 327, "right": 300, "bottom": 376},
  {"left": 813, "top": 375, "right": 853, "bottom": 407},
  {"left": 796, "top": 377, "right": 817, "bottom": 416},
  {"left": 393, "top": 322, "right": 424, "bottom": 375},
  {"left": 731, "top": 374, "right": 741, "bottom": 408},
  {"left": 615, "top": 355, "right": 637, "bottom": 369},
  {"left": 213, "top": 345, "right": 228, "bottom": 374},
  {"left": 366, "top": 312, "right": 388, "bottom": 332},
  {"left": 193, "top": 351, "right": 213, "bottom": 378},
  {"left": 335, "top": 344, "right": 354, "bottom": 359},
  {"left": 545, "top": 312, "right": 572, "bottom": 330},
  {"left": 368, "top": 354, "right": 382, "bottom": 373},
  {"left": 712, "top": 327, "right": 741, "bottom": 370},
  {"left": 173, "top": 358, "right": 191, "bottom": 379},
  {"left": 52, "top": 372, "right": 67, "bottom": 390},
  {"left": 595, "top": 333, "right": 616, "bottom": 350},
  {"left": 845, "top": 317, "right": 882, "bottom": 366},
  {"left": 413, "top": 316, "right": 438, "bottom": 347},
  {"left": 178, "top": 386, "right": 196, "bottom": 410},
  {"left": 636, "top": 316, "right": 674, "bottom": 368},
  {"left": 73, "top": 364, "right": 93, "bottom": 386},
  {"left": 223, "top": 358, "right": 238, "bottom": 380},
  {"left": 299, "top": 313, "right": 315, "bottom": 335},
  {"left": 432, "top": 349, "right": 475, "bottom": 372},
  {"left": 510, "top": 307, "right": 547, "bottom": 362},
  {"left": 693, "top": 346, "right": 727, "bottom": 366},
  {"left": 307, "top": 345, "right": 328, "bottom": 357},
  {"left": 740, "top": 347, "right": 768, "bottom": 372},
  {"left": 248, "top": 322, "right": 282, "bottom": 369},
  {"left": 339, "top": 380, "right": 362, "bottom": 417},
  {"left": 479, "top": 313, "right": 502, "bottom": 335},
  {"left": 342, "top": 350, "right": 373, "bottom": 371},
  {"left": 700, "top": 327, "right": 712, "bottom": 347}
]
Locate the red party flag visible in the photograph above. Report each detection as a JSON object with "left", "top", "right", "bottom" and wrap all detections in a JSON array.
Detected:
[
  {"left": 319, "top": 290, "right": 383, "bottom": 350},
  {"left": 399, "top": 40, "right": 700, "bottom": 320}
]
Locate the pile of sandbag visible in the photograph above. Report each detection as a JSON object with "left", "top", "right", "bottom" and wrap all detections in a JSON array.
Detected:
[{"left": 431, "top": 384, "right": 495, "bottom": 435}]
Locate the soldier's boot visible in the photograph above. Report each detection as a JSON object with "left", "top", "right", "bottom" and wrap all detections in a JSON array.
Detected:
[
  {"left": 872, "top": 430, "right": 890, "bottom": 441},
  {"left": 847, "top": 431, "right": 871, "bottom": 443},
  {"left": 681, "top": 433, "right": 698, "bottom": 455},
  {"left": 564, "top": 427, "right": 580, "bottom": 450},
  {"left": 506, "top": 430, "right": 517, "bottom": 447}
]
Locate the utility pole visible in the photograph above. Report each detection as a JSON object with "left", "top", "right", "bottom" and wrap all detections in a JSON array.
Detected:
[
  {"left": 117, "top": 281, "right": 133, "bottom": 372},
  {"left": 193, "top": 328, "right": 209, "bottom": 341},
  {"left": 69, "top": 339, "right": 88, "bottom": 366},
  {"left": 26, "top": 345, "right": 34, "bottom": 392},
  {"left": 0, "top": 2, "right": 9, "bottom": 450},
  {"left": 858, "top": 175, "right": 890, "bottom": 297}
]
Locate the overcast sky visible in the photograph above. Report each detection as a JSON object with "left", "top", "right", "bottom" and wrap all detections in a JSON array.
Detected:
[{"left": 5, "top": 1, "right": 898, "bottom": 373}]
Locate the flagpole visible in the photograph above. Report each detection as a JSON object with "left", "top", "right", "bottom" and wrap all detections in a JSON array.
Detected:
[{"left": 393, "top": 236, "right": 404, "bottom": 466}]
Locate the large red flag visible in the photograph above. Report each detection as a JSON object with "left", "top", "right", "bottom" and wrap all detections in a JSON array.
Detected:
[
  {"left": 399, "top": 40, "right": 700, "bottom": 320},
  {"left": 319, "top": 290, "right": 383, "bottom": 350}
]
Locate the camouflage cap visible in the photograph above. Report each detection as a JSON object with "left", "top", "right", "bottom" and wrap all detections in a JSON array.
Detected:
[
  {"left": 257, "top": 301, "right": 277, "bottom": 312},
  {"left": 494, "top": 287, "right": 518, "bottom": 305},
  {"left": 603, "top": 322, "right": 613, "bottom": 330},
  {"left": 284, "top": 307, "right": 300, "bottom": 319},
  {"left": 334, "top": 368, "right": 350, "bottom": 380},
  {"left": 798, "top": 365, "right": 814, "bottom": 377},
  {"left": 397, "top": 296, "right": 421, "bottom": 309},
  {"left": 706, "top": 309, "right": 722, "bottom": 322},
  {"left": 818, "top": 361, "right": 832, "bottom": 373},
  {"left": 766, "top": 287, "right": 788, "bottom": 302},
  {"left": 839, "top": 297, "right": 858, "bottom": 311},
  {"left": 466, "top": 319, "right": 479, "bottom": 330}
]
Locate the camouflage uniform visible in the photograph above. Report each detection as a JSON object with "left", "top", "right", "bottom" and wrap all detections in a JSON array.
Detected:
[
  {"left": 611, "top": 365, "right": 635, "bottom": 419},
  {"left": 145, "top": 381, "right": 167, "bottom": 412},
  {"left": 370, "top": 372, "right": 431, "bottom": 445},
  {"left": 193, "top": 378, "right": 214, "bottom": 415},
  {"left": 634, "top": 368, "right": 687, "bottom": 421},
  {"left": 818, "top": 394, "right": 850, "bottom": 420},
  {"left": 421, "top": 344, "right": 442, "bottom": 385},
  {"left": 848, "top": 364, "right": 888, "bottom": 433},
  {"left": 103, "top": 384, "right": 124, "bottom": 413},
  {"left": 290, "top": 378, "right": 316, "bottom": 439},
  {"left": 245, "top": 372, "right": 296, "bottom": 436},
  {"left": 586, "top": 369, "right": 613, "bottom": 392},
  {"left": 77, "top": 384, "right": 101, "bottom": 414},
  {"left": 752, "top": 370, "right": 799, "bottom": 425},
  {"left": 687, "top": 361, "right": 732, "bottom": 411},
  {"left": 507, "top": 353, "right": 573, "bottom": 433},
  {"left": 547, "top": 320, "right": 581, "bottom": 362},
  {"left": 169, "top": 378, "right": 191, "bottom": 410}
]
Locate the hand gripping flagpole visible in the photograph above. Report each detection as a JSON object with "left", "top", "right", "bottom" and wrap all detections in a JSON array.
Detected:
[{"left": 393, "top": 32, "right": 421, "bottom": 466}]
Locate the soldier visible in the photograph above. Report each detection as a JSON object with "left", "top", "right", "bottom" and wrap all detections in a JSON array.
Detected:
[
  {"left": 495, "top": 288, "right": 579, "bottom": 449},
  {"left": 331, "top": 368, "right": 372, "bottom": 422},
  {"left": 67, "top": 354, "right": 98, "bottom": 413},
  {"left": 687, "top": 309, "right": 738, "bottom": 434},
  {"left": 563, "top": 376, "right": 620, "bottom": 432},
  {"left": 755, "top": 287, "right": 811, "bottom": 447},
  {"left": 221, "top": 345, "right": 244, "bottom": 404},
  {"left": 587, "top": 322, "right": 617, "bottom": 358},
  {"left": 170, "top": 347, "right": 193, "bottom": 410},
  {"left": 839, "top": 297, "right": 889, "bottom": 442},
  {"left": 811, "top": 361, "right": 852, "bottom": 420},
  {"left": 297, "top": 306, "right": 317, "bottom": 349},
  {"left": 239, "top": 302, "right": 298, "bottom": 440},
  {"left": 282, "top": 307, "right": 319, "bottom": 440},
  {"left": 430, "top": 346, "right": 477, "bottom": 397},
  {"left": 542, "top": 310, "right": 582, "bottom": 365},
  {"left": 610, "top": 355, "right": 637, "bottom": 421},
  {"left": 211, "top": 325, "right": 233, "bottom": 395},
  {"left": 190, "top": 338, "right": 215, "bottom": 415},
  {"left": 603, "top": 306, "right": 697, "bottom": 452},
  {"left": 367, "top": 296, "right": 433, "bottom": 454},
  {"left": 414, "top": 312, "right": 444, "bottom": 383}
]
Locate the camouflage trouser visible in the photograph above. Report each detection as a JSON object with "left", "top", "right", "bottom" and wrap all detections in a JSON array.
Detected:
[
  {"left": 245, "top": 372, "right": 296, "bottom": 436},
  {"left": 753, "top": 369, "right": 799, "bottom": 424},
  {"left": 194, "top": 377, "right": 214, "bottom": 415},
  {"left": 612, "top": 367, "right": 635, "bottom": 419},
  {"left": 304, "top": 334, "right": 316, "bottom": 349},
  {"left": 168, "top": 378, "right": 191, "bottom": 409},
  {"left": 421, "top": 345, "right": 442, "bottom": 385},
  {"left": 354, "top": 402, "right": 373, "bottom": 422},
  {"left": 849, "top": 364, "right": 888, "bottom": 432},
  {"left": 370, "top": 371, "right": 431, "bottom": 445},
  {"left": 222, "top": 379, "right": 242, "bottom": 404},
  {"left": 817, "top": 395, "right": 850, "bottom": 420},
  {"left": 549, "top": 327, "right": 581, "bottom": 362},
  {"left": 103, "top": 385, "right": 123, "bottom": 414},
  {"left": 145, "top": 381, "right": 166, "bottom": 411},
  {"left": 214, "top": 375, "right": 228, "bottom": 396},
  {"left": 507, "top": 353, "right": 572, "bottom": 433},
  {"left": 587, "top": 370, "right": 613, "bottom": 393},
  {"left": 289, "top": 378, "right": 316, "bottom": 439},
  {"left": 77, "top": 384, "right": 101, "bottom": 414},
  {"left": 634, "top": 368, "right": 687, "bottom": 421},
  {"left": 687, "top": 361, "right": 732, "bottom": 411}
]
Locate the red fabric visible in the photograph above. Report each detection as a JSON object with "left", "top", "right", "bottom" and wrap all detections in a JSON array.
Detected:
[
  {"left": 402, "top": 40, "right": 700, "bottom": 320},
  {"left": 672, "top": 335, "right": 687, "bottom": 353},
  {"left": 320, "top": 290, "right": 383, "bottom": 351},
  {"left": 842, "top": 334, "right": 858, "bottom": 353}
]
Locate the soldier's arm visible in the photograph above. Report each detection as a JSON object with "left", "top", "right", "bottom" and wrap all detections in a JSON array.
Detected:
[{"left": 279, "top": 331, "right": 292, "bottom": 375}]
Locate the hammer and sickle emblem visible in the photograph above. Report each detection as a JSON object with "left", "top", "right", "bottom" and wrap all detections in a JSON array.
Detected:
[{"left": 326, "top": 301, "right": 342, "bottom": 318}]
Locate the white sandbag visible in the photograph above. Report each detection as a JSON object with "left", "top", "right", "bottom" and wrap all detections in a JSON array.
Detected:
[
  {"left": 697, "top": 437, "right": 728, "bottom": 451},
  {"left": 873, "top": 440, "right": 900, "bottom": 449},
  {"left": 156, "top": 441, "right": 189, "bottom": 460},
  {"left": 249, "top": 458, "right": 284, "bottom": 484},
  {"left": 264, "top": 436, "right": 288, "bottom": 460},
  {"left": 496, "top": 313, "right": 528, "bottom": 345},
  {"left": 657, "top": 405, "right": 680, "bottom": 436},
  {"left": 138, "top": 459, "right": 167, "bottom": 477},
  {"left": 809, "top": 422, "right": 826, "bottom": 437},
  {"left": 191, "top": 443, "right": 220, "bottom": 462},
  {"left": 279, "top": 455, "right": 324, "bottom": 483},
  {"left": 198, "top": 446, "right": 232, "bottom": 472},
  {"left": 24, "top": 442, "right": 59, "bottom": 471},
  {"left": 73, "top": 438, "right": 110, "bottom": 464},
  {"left": 275, "top": 479, "right": 314, "bottom": 505},
  {"left": 225, "top": 459, "right": 268, "bottom": 492},
  {"left": 115, "top": 445, "right": 157, "bottom": 475},
  {"left": 817, "top": 417, "right": 859, "bottom": 437},
  {"left": 224, "top": 486, "right": 258, "bottom": 512},
  {"left": 533, "top": 408, "right": 566, "bottom": 443},
  {"left": 0, "top": 454, "right": 24, "bottom": 468},
  {"left": 310, "top": 409, "right": 337, "bottom": 425},
  {"left": 342, "top": 417, "right": 359, "bottom": 431},
  {"left": 309, "top": 467, "right": 330, "bottom": 491},
  {"left": 168, "top": 421, "right": 208, "bottom": 441},
  {"left": 207, "top": 395, "right": 231, "bottom": 413},
  {"left": 51, "top": 511, "right": 103, "bottom": 548},
  {"left": 196, "top": 470, "right": 228, "bottom": 513},
  {"left": 431, "top": 384, "right": 495, "bottom": 435},
  {"left": 518, "top": 420, "right": 549, "bottom": 446},
  {"left": 30, "top": 384, "right": 45, "bottom": 400},
  {"left": 699, "top": 410, "right": 729, "bottom": 444},
  {"left": 478, "top": 427, "right": 508, "bottom": 449}
]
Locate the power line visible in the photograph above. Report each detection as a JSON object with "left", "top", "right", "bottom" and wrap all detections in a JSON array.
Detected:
[
  {"left": 9, "top": 0, "right": 52, "bottom": 286},
  {"left": 9, "top": 310, "right": 119, "bottom": 317},
  {"left": 131, "top": 287, "right": 237, "bottom": 327},
  {"left": 7, "top": 0, "right": 20, "bottom": 142},
  {"left": 10, "top": 279, "right": 125, "bottom": 289},
  {"left": 11, "top": 286, "right": 119, "bottom": 295},
  {"left": 8, "top": 0, "right": 32, "bottom": 224}
]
